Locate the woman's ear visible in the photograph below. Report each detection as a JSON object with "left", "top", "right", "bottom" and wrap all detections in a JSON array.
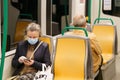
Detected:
[
  {"left": 24, "top": 30, "right": 28, "bottom": 40},
  {"left": 24, "top": 30, "right": 27, "bottom": 35}
]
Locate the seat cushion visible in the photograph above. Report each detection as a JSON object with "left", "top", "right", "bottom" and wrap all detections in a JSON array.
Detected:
[
  {"left": 102, "top": 54, "right": 114, "bottom": 65},
  {"left": 54, "top": 77, "right": 84, "bottom": 80}
]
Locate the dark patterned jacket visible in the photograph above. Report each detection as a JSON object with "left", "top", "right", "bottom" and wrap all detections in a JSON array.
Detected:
[{"left": 12, "top": 40, "right": 51, "bottom": 75}]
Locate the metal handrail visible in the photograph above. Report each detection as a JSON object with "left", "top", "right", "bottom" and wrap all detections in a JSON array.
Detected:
[
  {"left": 94, "top": 18, "right": 114, "bottom": 25},
  {"left": 62, "top": 26, "right": 88, "bottom": 37},
  {"left": 19, "top": 13, "right": 33, "bottom": 20}
]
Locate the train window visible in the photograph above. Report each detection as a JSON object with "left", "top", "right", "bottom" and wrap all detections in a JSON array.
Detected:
[
  {"left": 52, "top": 0, "right": 69, "bottom": 35},
  {"left": 52, "top": 0, "right": 69, "bottom": 22},
  {"left": 11, "top": 0, "right": 38, "bottom": 20},
  {"left": 2, "top": 0, "right": 39, "bottom": 52},
  {"left": 103, "top": 0, "right": 120, "bottom": 17}
]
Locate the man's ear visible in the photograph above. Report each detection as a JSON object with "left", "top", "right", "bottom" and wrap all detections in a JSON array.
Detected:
[{"left": 84, "top": 23, "right": 87, "bottom": 28}]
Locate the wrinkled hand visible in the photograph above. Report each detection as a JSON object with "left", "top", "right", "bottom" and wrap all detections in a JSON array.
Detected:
[
  {"left": 23, "top": 59, "right": 34, "bottom": 66},
  {"left": 18, "top": 56, "right": 27, "bottom": 63}
]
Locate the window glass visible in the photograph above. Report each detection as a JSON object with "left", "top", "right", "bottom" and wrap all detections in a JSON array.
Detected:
[
  {"left": 1, "top": 0, "right": 38, "bottom": 52},
  {"left": 11, "top": 0, "right": 38, "bottom": 20},
  {"left": 103, "top": 0, "right": 120, "bottom": 17}
]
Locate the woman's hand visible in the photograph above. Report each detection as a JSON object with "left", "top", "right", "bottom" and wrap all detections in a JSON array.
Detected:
[
  {"left": 18, "top": 56, "right": 27, "bottom": 63},
  {"left": 23, "top": 59, "right": 34, "bottom": 66}
]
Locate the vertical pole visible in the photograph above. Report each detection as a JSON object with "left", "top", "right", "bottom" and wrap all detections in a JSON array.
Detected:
[
  {"left": 88, "top": 0, "right": 92, "bottom": 23},
  {"left": 0, "top": 0, "right": 8, "bottom": 79},
  {"left": 98, "top": 0, "right": 101, "bottom": 23},
  {"left": 65, "top": 0, "right": 69, "bottom": 27}
]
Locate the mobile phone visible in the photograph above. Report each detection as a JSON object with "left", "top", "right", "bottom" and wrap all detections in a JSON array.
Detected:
[{"left": 24, "top": 58, "right": 30, "bottom": 61}]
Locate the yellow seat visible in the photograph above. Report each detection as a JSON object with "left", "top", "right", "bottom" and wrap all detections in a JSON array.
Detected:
[
  {"left": 39, "top": 35, "right": 54, "bottom": 61},
  {"left": 53, "top": 35, "right": 91, "bottom": 80},
  {"left": 54, "top": 77, "right": 84, "bottom": 80},
  {"left": 14, "top": 19, "right": 32, "bottom": 43},
  {"left": 92, "top": 24, "right": 117, "bottom": 80},
  {"left": 101, "top": 54, "right": 114, "bottom": 65},
  {"left": 39, "top": 35, "right": 53, "bottom": 54},
  {"left": 92, "top": 25, "right": 115, "bottom": 64}
]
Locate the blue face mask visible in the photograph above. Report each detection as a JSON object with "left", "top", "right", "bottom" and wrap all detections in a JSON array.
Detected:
[{"left": 27, "top": 38, "right": 38, "bottom": 45}]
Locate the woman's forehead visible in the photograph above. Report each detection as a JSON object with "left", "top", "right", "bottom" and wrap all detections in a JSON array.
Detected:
[{"left": 27, "top": 31, "right": 39, "bottom": 36}]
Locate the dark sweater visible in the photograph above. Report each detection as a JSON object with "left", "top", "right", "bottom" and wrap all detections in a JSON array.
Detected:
[{"left": 12, "top": 40, "right": 51, "bottom": 75}]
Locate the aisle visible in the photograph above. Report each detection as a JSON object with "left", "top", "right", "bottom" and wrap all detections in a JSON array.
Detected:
[{"left": 112, "top": 53, "right": 120, "bottom": 80}]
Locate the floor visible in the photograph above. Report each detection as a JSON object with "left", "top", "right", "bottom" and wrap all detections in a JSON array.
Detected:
[{"left": 112, "top": 53, "right": 120, "bottom": 80}]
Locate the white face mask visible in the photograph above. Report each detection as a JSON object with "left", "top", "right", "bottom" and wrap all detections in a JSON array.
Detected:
[{"left": 27, "top": 38, "right": 38, "bottom": 45}]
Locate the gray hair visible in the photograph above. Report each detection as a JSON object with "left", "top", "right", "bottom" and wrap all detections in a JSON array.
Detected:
[
  {"left": 26, "top": 22, "right": 41, "bottom": 36},
  {"left": 72, "top": 15, "right": 86, "bottom": 27}
]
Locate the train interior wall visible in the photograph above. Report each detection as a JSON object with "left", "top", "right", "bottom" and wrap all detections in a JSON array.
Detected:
[{"left": 91, "top": 0, "right": 120, "bottom": 54}]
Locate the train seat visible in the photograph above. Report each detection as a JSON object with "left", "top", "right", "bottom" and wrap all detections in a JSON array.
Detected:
[
  {"left": 39, "top": 35, "right": 54, "bottom": 61},
  {"left": 14, "top": 19, "right": 32, "bottom": 43},
  {"left": 92, "top": 24, "right": 117, "bottom": 80},
  {"left": 53, "top": 35, "right": 93, "bottom": 80},
  {"left": 101, "top": 54, "right": 114, "bottom": 65},
  {"left": 2, "top": 50, "right": 16, "bottom": 80}
]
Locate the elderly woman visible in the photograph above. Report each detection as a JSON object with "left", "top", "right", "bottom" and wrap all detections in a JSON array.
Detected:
[{"left": 11, "top": 22, "right": 51, "bottom": 80}]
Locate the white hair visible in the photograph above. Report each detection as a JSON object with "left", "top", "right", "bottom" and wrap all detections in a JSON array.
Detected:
[
  {"left": 26, "top": 22, "right": 41, "bottom": 36},
  {"left": 73, "top": 15, "right": 86, "bottom": 27}
]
